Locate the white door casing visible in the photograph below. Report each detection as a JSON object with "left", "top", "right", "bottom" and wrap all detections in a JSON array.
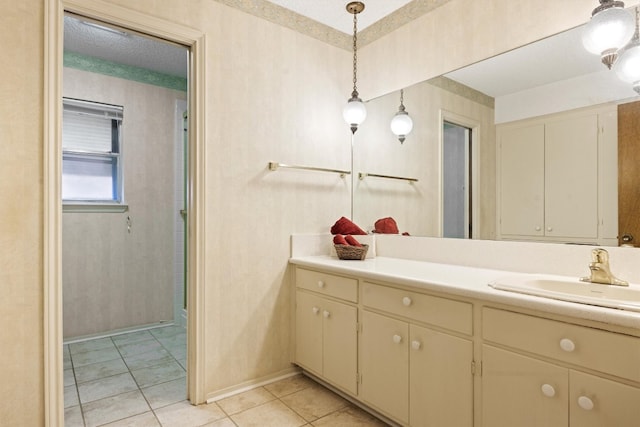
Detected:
[{"left": 44, "top": 1, "right": 207, "bottom": 425}]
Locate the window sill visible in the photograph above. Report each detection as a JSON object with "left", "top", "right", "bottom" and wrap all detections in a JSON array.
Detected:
[{"left": 63, "top": 203, "right": 129, "bottom": 213}]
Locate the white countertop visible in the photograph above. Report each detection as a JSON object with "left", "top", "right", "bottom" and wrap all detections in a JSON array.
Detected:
[{"left": 290, "top": 255, "right": 640, "bottom": 331}]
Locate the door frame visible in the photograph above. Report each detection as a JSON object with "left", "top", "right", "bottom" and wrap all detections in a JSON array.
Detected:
[
  {"left": 44, "top": 1, "right": 208, "bottom": 425},
  {"left": 438, "top": 110, "right": 481, "bottom": 238}
]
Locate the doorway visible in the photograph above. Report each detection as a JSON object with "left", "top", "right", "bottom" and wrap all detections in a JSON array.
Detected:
[
  {"left": 45, "top": 1, "right": 207, "bottom": 425},
  {"left": 61, "top": 14, "right": 190, "bottom": 424},
  {"left": 442, "top": 121, "right": 472, "bottom": 238},
  {"left": 439, "top": 111, "right": 480, "bottom": 239}
]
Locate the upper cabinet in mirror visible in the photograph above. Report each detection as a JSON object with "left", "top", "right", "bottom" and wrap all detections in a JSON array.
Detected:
[{"left": 353, "top": 23, "right": 640, "bottom": 247}]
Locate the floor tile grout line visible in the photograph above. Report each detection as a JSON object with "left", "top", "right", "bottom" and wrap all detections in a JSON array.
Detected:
[
  {"left": 271, "top": 381, "right": 362, "bottom": 427},
  {"left": 104, "top": 332, "right": 165, "bottom": 427},
  {"left": 68, "top": 343, "right": 89, "bottom": 427},
  {"left": 67, "top": 330, "right": 379, "bottom": 427},
  {"left": 72, "top": 331, "right": 174, "bottom": 426},
  {"left": 63, "top": 326, "right": 186, "bottom": 426}
]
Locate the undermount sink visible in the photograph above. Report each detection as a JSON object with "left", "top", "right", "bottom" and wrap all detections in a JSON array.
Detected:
[{"left": 489, "top": 275, "right": 640, "bottom": 313}]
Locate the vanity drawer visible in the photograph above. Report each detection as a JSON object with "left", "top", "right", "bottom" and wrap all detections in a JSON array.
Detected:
[
  {"left": 296, "top": 268, "right": 358, "bottom": 303},
  {"left": 362, "top": 282, "right": 472, "bottom": 335},
  {"left": 482, "top": 307, "right": 640, "bottom": 382}
]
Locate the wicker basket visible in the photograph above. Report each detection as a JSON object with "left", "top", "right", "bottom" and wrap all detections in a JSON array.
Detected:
[{"left": 334, "top": 244, "right": 369, "bottom": 260}]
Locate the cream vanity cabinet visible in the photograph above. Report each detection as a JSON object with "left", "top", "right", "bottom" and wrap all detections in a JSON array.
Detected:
[
  {"left": 482, "top": 307, "right": 640, "bottom": 427},
  {"left": 497, "top": 105, "right": 617, "bottom": 243},
  {"left": 359, "top": 282, "right": 474, "bottom": 426},
  {"left": 294, "top": 268, "right": 358, "bottom": 395}
]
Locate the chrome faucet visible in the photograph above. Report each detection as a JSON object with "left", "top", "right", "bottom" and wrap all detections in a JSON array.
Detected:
[{"left": 580, "top": 248, "right": 628, "bottom": 286}]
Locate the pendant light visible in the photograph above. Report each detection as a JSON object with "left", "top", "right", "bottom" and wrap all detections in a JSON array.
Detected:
[
  {"left": 583, "top": 0, "right": 635, "bottom": 69},
  {"left": 390, "top": 89, "right": 413, "bottom": 144},
  {"left": 343, "top": 2, "right": 366, "bottom": 134},
  {"left": 615, "top": 7, "right": 640, "bottom": 94}
]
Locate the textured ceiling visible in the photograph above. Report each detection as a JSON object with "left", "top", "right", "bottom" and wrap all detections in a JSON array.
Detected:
[
  {"left": 64, "top": 15, "right": 188, "bottom": 78},
  {"left": 264, "top": 0, "right": 414, "bottom": 34}
]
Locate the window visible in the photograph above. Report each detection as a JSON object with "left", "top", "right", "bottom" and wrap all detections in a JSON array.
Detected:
[{"left": 62, "top": 98, "right": 124, "bottom": 209}]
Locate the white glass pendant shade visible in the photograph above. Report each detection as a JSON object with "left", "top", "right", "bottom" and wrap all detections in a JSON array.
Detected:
[
  {"left": 583, "top": 6, "right": 635, "bottom": 56},
  {"left": 616, "top": 43, "right": 640, "bottom": 83},
  {"left": 390, "top": 111, "right": 413, "bottom": 141},
  {"left": 343, "top": 98, "right": 367, "bottom": 128}
]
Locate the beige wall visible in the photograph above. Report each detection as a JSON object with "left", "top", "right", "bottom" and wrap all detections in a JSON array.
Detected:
[
  {"left": 84, "top": 0, "right": 353, "bottom": 399},
  {"left": 62, "top": 68, "right": 185, "bottom": 339},
  {"left": 354, "top": 79, "right": 495, "bottom": 238},
  {"left": 1, "top": 2, "right": 44, "bottom": 425},
  {"left": 0, "top": 0, "right": 607, "bottom": 424}
]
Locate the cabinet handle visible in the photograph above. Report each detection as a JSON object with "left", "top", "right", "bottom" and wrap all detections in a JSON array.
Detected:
[
  {"left": 559, "top": 338, "right": 575, "bottom": 352},
  {"left": 402, "top": 296, "right": 412, "bottom": 307},
  {"left": 312, "top": 306, "right": 320, "bottom": 315},
  {"left": 392, "top": 334, "right": 402, "bottom": 344},
  {"left": 577, "top": 396, "right": 594, "bottom": 411},
  {"left": 317, "top": 280, "right": 325, "bottom": 288},
  {"left": 541, "top": 384, "right": 556, "bottom": 398},
  {"left": 411, "top": 340, "right": 421, "bottom": 350},
  {"left": 535, "top": 226, "right": 541, "bottom": 231},
  {"left": 323, "top": 310, "right": 330, "bottom": 319},
  {"left": 547, "top": 226, "right": 553, "bottom": 232}
]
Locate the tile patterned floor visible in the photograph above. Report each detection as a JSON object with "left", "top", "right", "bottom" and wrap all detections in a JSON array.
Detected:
[{"left": 64, "top": 327, "right": 388, "bottom": 426}]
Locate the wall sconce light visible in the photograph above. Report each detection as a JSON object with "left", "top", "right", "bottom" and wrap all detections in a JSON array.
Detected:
[
  {"left": 583, "top": 0, "right": 635, "bottom": 69},
  {"left": 343, "top": 2, "right": 367, "bottom": 134},
  {"left": 615, "top": 7, "right": 640, "bottom": 94},
  {"left": 390, "top": 89, "right": 413, "bottom": 144}
]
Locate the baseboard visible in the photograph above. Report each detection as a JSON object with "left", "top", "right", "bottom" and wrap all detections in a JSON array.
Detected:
[
  {"left": 205, "top": 366, "right": 301, "bottom": 403},
  {"left": 63, "top": 321, "right": 177, "bottom": 344}
]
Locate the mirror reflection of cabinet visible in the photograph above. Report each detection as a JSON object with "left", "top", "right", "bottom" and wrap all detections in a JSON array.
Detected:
[{"left": 497, "top": 105, "right": 617, "bottom": 245}]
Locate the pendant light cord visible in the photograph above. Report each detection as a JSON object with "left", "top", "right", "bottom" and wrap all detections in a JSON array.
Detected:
[{"left": 351, "top": 12, "right": 359, "bottom": 99}]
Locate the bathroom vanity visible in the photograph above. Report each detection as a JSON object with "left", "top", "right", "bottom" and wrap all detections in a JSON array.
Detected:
[{"left": 289, "top": 247, "right": 640, "bottom": 427}]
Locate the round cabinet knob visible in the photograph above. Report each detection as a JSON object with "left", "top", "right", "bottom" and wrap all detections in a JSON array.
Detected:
[
  {"left": 411, "top": 340, "right": 421, "bottom": 350},
  {"left": 317, "top": 281, "right": 325, "bottom": 288},
  {"left": 541, "top": 384, "right": 556, "bottom": 398},
  {"left": 402, "top": 296, "right": 412, "bottom": 307},
  {"left": 312, "top": 307, "right": 320, "bottom": 315},
  {"left": 559, "top": 338, "right": 575, "bottom": 352},
  {"left": 323, "top": 310, "right": 330, "bottom": 319},
  {"left": 547, "top": 227, "right": 553, "bottom": 232},
  {"left": 392, "top": 334, "right": 402, "bottom": 344},
  {"left": 535, "top": 226, "right": 541, "bottom": 231},
  {"left": 578, "top": 396, "right": 594, "bottom": 411}
]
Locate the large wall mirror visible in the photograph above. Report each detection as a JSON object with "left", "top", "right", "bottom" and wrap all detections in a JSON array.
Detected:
[{"left": 353, "top": 22, "right": 640, "bottom": 247}]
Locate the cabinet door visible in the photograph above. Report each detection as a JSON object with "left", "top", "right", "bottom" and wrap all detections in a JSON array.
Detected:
[
  {"left": 570, "top": 370, "right": 640, "bottom": 427},
  {"left": 499, "top": 124, "right": 545, "bottom": 237},
  {"left": 482, "top": 345, "right": 568, "bottom": 427},
  {"left": 322, "top": 298, "right": 358, "bottom": 395},
  {"left": 409, "top": 324, "right": 473, "bottom": 427},
  {"left": 545, "top": 114, "right": 598, "bottom": 238},
  {"left": 360, "top": 310, "right": 409, "bottom": 424},
  {"left": 295, "top": 291, "right": 323, "bottom": 375}
]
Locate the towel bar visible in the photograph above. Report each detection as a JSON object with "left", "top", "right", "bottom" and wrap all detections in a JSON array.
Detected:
[
  {"left": 268, "top": 162, "right": 350, "bottom": 178},
  {"left": 358, "top": 172, "right": 418, "bottom": 183}
]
